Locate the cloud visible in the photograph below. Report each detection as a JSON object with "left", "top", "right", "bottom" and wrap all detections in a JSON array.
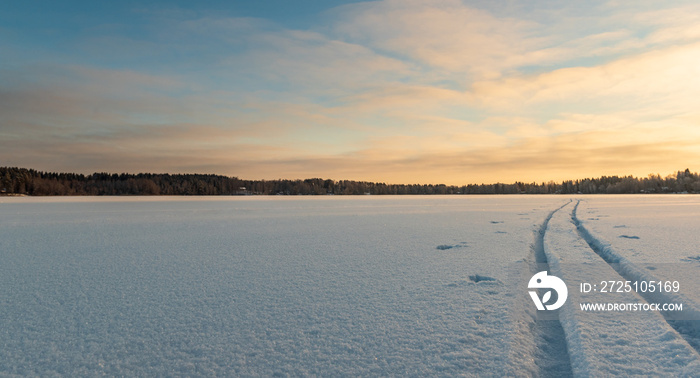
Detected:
[
  {"left": 471, "top": 41, "right": 700, "bottom": 114},
  {"left": 3, "top": 1, "right": 700, "bottom": 184},
  {"left": 331, "top": 0, "right": 542, "bottom": 79},
  {"left": 242, "top": 29, "right": 412, "bottom": 88}
]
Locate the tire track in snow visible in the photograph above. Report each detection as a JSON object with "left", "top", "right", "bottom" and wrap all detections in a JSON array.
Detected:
[
  {"left": 572, "top": 200, "right": 700, "bottom": 354},
  {"left": 530, "top": 201, "right": 574, "bottom": 377}
]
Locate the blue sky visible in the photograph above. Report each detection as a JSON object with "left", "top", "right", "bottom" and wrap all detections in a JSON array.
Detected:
[{"left": 2, "top": 0, "right": 700, "bottom": 184}]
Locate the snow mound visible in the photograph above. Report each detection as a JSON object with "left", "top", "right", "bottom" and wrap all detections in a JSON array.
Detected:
[{"left": 468, "top": 274, "right": 499, "bottom": 283}]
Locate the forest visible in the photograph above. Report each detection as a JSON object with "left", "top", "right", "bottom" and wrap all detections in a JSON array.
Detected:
[{"left": 1, "top": 167, "right": 699, "bottom": 196}]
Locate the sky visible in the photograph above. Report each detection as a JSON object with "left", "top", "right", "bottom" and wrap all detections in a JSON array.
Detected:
[{"left": 1, "top": 0, "right": 700, "bottom": 185}]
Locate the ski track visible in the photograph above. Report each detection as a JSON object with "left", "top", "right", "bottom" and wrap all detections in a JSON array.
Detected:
[
  {"left": 572, "top": 200, "right": 700, "bottom": 354},
  {"left": 541, "top": 199, "right": 700, "bottom": 376},
  {"left": 530, "top": 201, "right": 574, "bottom": 377},
  {"left": 543, "top": 201, "right": 700, "bottom": 376}
]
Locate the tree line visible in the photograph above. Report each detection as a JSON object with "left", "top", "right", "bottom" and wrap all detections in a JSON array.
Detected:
[{"left": 1, "top": 167, "right": 698, "bottom": 196}]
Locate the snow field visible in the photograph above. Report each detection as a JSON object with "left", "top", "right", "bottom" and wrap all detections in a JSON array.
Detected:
[
  {"left": 2, "top": 195, "right": 698, "bottom": 376},
  {"left": 543, "top": 201, "right": 700, "bottom": 376},
  {"left": 0, "top": 196, "right": 563, "bottom": 376},
  {"left": 575, "top": 197, "right": 700, "bottom": 307}
]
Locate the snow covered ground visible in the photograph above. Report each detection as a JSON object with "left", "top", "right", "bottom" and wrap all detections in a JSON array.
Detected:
[
  {"left": 576, "top": 196, "right": 700, "bottom": 306},
  {"left": 544, "top": 200, "right": 700, "bottom": 376},
  {"left": 573, "top": 196, "right": 700, "bottom": 357},
  {"left": 0, "top": 195, "right": 698, "bottom": 376}
]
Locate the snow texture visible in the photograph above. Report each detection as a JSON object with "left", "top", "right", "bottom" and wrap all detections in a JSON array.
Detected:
[
  {"left": 0, "top": 196, "right": 559, "bottom": 376},
  {"left": 0, "top": 195, "right": 698, "bottom": 376}
]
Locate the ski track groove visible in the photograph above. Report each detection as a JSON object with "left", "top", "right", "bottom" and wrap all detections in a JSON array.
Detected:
[
  {"left": 531, "top": 200, "right": 574, "bottom": 377},
  {"left": 571, "top": 199, "right": 700, "bottom": 355}
]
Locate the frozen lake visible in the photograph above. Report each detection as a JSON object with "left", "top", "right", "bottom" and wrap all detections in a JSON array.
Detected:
[{"left": 1, "top": 195, "right": 699, "bottom": 376}]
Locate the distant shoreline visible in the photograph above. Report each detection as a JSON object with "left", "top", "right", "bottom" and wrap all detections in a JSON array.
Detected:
[
  {"left": 1, "top": 167, "right": 698, "bottom": 196},
  {"left": 1, "top": 193, "right": 697, "bottom": 198}
]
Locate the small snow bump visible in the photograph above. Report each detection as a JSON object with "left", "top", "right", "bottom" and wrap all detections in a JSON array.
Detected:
[{"left": 468, "top": 274, "right": 498, "bottom": 283}]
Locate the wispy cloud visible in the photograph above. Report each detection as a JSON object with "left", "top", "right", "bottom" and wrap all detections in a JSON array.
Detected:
[
  {"left": 331, "top": 0, "right": 544, "bottom": 80},
  {"left": 2, "top": 0, "right": 699, "bottom": 183},
  {"left": 472, "top": 42, "right": 700, "bottom": 109}
]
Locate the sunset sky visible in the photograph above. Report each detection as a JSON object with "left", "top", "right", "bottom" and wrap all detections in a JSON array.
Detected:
[{"left": 2, "top": 0, "right": 700, "bottom": 184}]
